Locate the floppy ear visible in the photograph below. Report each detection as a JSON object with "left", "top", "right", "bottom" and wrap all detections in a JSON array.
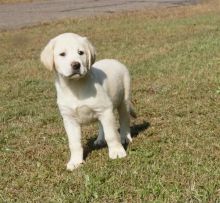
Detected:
[
  {"left": 40, "top": 38, "right": 55, "bottom": 71},
  {"left": 84, "top": 37, "right": 96, "bottom": 69}
]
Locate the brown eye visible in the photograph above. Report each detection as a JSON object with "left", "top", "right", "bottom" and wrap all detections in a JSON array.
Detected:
[
  {"left": 60, "top": 52, "right": 66, "bottom": 57},
  {"left": 78, "top": 50, "right": 84, "bottom": 55}
]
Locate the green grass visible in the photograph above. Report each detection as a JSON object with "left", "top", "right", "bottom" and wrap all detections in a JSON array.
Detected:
[{"left": 1, "top": 1, "right": 220, "bottom": 202}]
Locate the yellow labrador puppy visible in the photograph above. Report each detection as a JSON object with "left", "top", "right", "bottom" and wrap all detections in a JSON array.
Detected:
[{"left": 41, "top": 33, "right": 135, "bottom": 170}]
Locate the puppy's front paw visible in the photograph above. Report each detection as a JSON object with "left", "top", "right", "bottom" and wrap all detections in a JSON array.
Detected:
[
  {"left": 66, "top": 160, "right": 84, "bottom": 171},
  {"left": 109, "top": 145, "right": 127, "bottom": 159}
]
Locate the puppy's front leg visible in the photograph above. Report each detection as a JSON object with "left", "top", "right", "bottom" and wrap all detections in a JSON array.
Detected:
[
  {"left": 63, "top": 116, "right": 83, "bottom": 171},
  {"left": 99, "top": 110, "right": 127, "bottom": 159}
]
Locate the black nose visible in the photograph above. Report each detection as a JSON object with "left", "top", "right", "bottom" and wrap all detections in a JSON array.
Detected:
[{"left": 71, "top": 62, "right": 81, "bottom": 71}]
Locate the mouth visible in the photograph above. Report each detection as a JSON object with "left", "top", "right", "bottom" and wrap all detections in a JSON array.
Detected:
[
  {"left": 67, "top": 72, "right": 85, "bottom": 79},
  {"left": 67, "top": 73, "right": 81, "bottom": 80},
  {"left": 68, "top": 73, "right": 81, "bottom": 77},
  {"left": 60, "top": 69, "right": 87, "bottom": 79}
]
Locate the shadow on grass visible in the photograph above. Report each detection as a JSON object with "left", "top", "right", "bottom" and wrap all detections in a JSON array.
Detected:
[{"left": 83, "top": 121, "right": 150, "bottom": 160}]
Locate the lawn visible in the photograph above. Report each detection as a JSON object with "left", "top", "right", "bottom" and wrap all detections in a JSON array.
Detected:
[{"left": 0, "top": 1, "right": 220, "bottom": 202}]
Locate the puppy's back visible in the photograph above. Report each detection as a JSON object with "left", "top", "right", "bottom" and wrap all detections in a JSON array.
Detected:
[{"left": 92, "top": 59, "right": 130, "bottom": 108}]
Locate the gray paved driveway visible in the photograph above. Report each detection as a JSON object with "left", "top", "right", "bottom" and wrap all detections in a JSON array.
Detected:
[{"left": 0, "top": 0, "right": 199, "bottom": 30}]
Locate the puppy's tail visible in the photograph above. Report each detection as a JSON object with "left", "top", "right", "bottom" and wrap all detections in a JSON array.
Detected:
[
  {"left": 129, "top": 102, "right": 137, "bottom": 119},
  {"left": 122, "top": 68, "right": 137, "bottom": 118}
]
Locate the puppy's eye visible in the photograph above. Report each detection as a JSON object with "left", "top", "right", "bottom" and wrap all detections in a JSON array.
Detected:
[
  {"left": 60, "top": 52, "right": 66, "bottom": 57},
  {"left": 78, "top": 50, "right": 84, "bottom": 55}
]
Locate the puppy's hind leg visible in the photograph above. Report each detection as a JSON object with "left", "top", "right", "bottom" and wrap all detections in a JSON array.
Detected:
[{"left": 94, "top": 122, "right": 106, "bottom": 147}]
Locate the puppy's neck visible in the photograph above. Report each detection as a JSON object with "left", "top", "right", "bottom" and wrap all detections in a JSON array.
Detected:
[{"left": 55, "top": 73, "right": 93, "bottom": 98}]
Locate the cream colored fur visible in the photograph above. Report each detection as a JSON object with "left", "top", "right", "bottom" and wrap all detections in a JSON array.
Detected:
[{"left": 41, "top": 33, "right": 134, "bottom": 171}]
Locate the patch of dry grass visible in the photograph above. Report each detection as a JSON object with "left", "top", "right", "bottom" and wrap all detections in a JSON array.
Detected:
[{"left": 0, "top": 0, "right": 220, "bottom": 202}]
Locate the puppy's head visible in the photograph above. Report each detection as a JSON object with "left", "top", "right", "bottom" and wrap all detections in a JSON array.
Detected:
[{"left": 40, "top": 33, "right": 96, "bottom": 79}]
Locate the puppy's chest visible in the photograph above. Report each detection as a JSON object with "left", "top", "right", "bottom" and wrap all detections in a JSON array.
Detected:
[
  {"left": 60, "top": 98, "right": 97, "bottom": 122},
  {"left": 56, "top": 82, "right": 111, "bottom": 124}
]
